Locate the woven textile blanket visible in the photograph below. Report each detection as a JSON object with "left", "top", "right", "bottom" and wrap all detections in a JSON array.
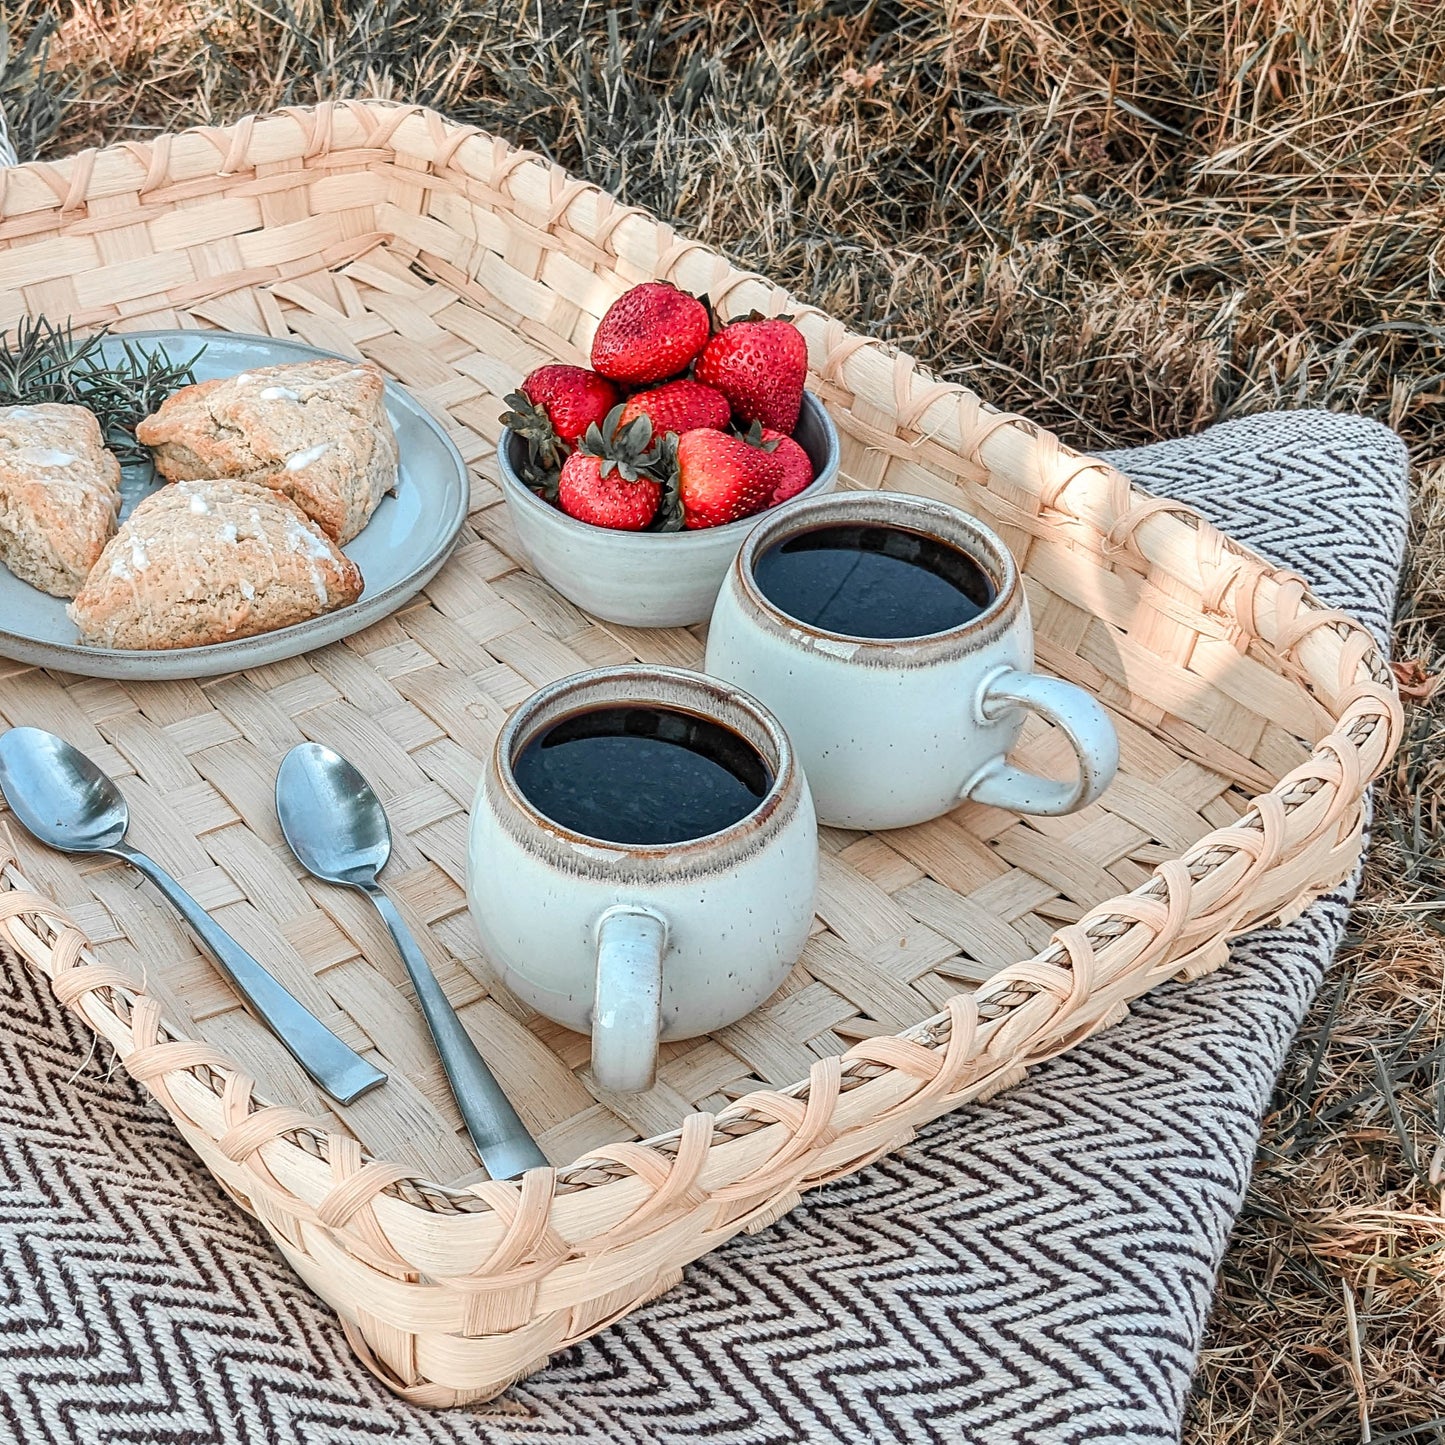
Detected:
[{"left": 0, "top": 410, "right": 1408, "bottom": 1445}]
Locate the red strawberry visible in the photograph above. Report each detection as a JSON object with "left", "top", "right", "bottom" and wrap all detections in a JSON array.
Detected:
[
  {"left": 591, "top": 282, "right": 710, "bottom": 384},
  {"left": 695, "top": 316, "right": 807, "bottom": 432},
  {"left": 619, "top": 379, "right": 731, "bottom": 445},
  {"left": 762, "top": 427, "right": 814, "bottom": 504},
  {"left": 557, "top": 453, "right": 661, "bottom": 530},
  {"left": 555, "top": 404, "right": 662, "bottom": 530},
  {"left": 675, "top": 427, "right": 785, "bottom": 530},
  {"left": 501, "top": 367, "right": 618, "bottom": 498},
  {"left": 519, "top": 364, "right": 618, "bottom": 445}
]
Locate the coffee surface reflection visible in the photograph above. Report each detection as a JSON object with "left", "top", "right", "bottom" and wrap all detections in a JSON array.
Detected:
[
  {"left": 751, "top": 523, "right": 997, "bottom": 639},
  {"left": 512, "top": 704, "right": 772, "bottom": 846}
]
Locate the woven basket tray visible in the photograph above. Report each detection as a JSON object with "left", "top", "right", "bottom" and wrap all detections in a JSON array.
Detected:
[{"left": 0, "top": 102, "right": 1402, "bottom": 1406}]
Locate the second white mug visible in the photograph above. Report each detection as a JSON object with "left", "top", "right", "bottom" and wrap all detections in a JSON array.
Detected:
[
  {"left": 705, "top": 491, "right": 1119, "bottom": 830},
  {"left": 467, "top": 665, "right": 817, "bottom": 1093}
]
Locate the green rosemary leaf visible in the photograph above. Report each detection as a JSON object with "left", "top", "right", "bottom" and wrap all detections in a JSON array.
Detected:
[{"left": 0, "top": 316, "right": 203, "bottom": 465}]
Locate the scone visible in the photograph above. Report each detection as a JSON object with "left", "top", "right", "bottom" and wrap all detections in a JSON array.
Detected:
[
  {"left": 135, "top": 359, "right": 398, "bottom": 544},
  {"left": 0, "top": 403, "right": 122, "bottom": 597},
  {"left": 68, "top": 478, "right": 363, "bottom": 650}
]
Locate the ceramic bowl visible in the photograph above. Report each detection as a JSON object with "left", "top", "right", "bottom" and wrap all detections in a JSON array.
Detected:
[{"left": 495, "top": 390, "right": 840, "bottom": 627}]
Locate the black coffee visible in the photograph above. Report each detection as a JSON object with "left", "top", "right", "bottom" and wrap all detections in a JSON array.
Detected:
[
  {"left": 752, "top": 523, "right": 997, "bottom": 639},
  {"left": 513, "top": 705, "right": 772, "bottom": 845}
]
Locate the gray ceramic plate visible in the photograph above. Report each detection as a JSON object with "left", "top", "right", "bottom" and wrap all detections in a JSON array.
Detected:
[{"left": 0, "top": 330, "right": 469, "bottom": 680}]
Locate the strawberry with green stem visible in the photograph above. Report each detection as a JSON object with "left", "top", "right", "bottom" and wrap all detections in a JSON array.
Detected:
[
  {"left": 761, "top": 427, "right": 814, "bottom": 503},
  {"left": 501, "top": 364, "right": 619, "bottom": 498},
  {"left": 519, "top": 364, "right": 618, "bottom": 445},
  {"left": 556, "top": 404, "right": 665, "bottom": 531}
]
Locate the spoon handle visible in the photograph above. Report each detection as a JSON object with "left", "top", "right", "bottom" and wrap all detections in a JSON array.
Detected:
[
  {"left": 364, "top": 885, "right": 548, "bottom": 1179},
  {"left": 112, "top": 844, "right": 387, "bottom": 1105}
]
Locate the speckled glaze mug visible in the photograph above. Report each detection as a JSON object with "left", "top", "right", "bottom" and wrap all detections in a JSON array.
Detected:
[
  {"left": 467, "top": 666, "right": 817, "bottom": 1093},
  {"left": 705, "top": 491, "right": 1119, "bottom": 830}
]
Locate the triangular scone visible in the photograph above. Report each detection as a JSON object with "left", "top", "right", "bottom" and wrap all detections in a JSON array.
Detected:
[
  {"left": 135, "top": 358, "right": 398, "bottom": 544},
  {"left": 0, "top": 403, "right": 122, "bottom": 597},
  {"left": 69, "top": 479, "right": 363, "bottom": 650}
]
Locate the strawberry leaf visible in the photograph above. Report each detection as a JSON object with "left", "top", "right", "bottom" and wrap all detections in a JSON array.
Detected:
[
  {"left": 649, "top": 473, "right": 685, "bottom": 532},
  {"left": 618, "top": 413, "right": 654, "bottom": 453},
  {"left": 648, "top": 431, "right": 680, "bottom": 483},
  {"left": 518, "top": 455, "right": 561, "bottom": 501},
  {"left": 502, "top": 390, "right": 568, "bottom": 474},
  {"left": 579, "top": 418, "right": 608, "bottom": 456},
  {"left": 600, "top": 401, "right": 628, "bottom": 440}
]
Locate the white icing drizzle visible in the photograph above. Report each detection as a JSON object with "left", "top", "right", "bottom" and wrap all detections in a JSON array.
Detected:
[
  {"left": 108, "top": 537, "right": 149, "bottom": 581},
  {"left": 285, "top": 442, "right": 331, "bottom": 472},
  {"left": 285, "top": 518, "right": 333, "bottom": 560},
  {"left": 284, "top": 517, "right": 332, "bottom": 605},
  {"left": 188, "top": 492, "right": 210, "bottom": 515},
  {"left": 258, "top": 385, "right": 301, "bottom": 402},
  {"left": 218, "top": 521, "right": 238, "bottom": 544},
  {"left": 239, "top": 579, "right": 255, "bottom": 601},
  {"left": 11, "top": 446, "right": 77, "bottom": 467}
]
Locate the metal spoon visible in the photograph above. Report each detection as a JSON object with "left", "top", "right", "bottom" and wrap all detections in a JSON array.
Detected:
[
  {"left": 275, "top": 743, "right": 547, "bottom": 1180},
  {"left": 0, "top": 726, "right": 386, "bottom": 1104}
]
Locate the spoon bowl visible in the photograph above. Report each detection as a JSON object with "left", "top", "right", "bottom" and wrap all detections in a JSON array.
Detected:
[
  {"left": 276, "top": 744, "right": 391, "bottom": 887},
  {"left": 0, "top": 727, "right": 130, "bottom": 853}
]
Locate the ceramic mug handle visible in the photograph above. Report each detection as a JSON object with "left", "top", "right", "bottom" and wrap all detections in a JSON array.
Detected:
[
  {"left": 591, "top": 905, "right": 668, "bottom": 1093},
  {"left": 964, "top": 667, "right": 1119, "bottom": 816}
]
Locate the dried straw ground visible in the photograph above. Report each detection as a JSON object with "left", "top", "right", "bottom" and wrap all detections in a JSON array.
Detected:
[{"left": 3, "top": 2, "right": 1442, "bottom": 1440}]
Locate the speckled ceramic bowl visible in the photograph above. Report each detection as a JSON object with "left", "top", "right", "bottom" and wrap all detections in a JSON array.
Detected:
[{"left": 496, "top": 390, "right": 839, "bottom": 627}]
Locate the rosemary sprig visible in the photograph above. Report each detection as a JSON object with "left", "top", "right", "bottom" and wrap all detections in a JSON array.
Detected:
[{"left": 0, "top": 316, "right": 203, "bottom": 464}]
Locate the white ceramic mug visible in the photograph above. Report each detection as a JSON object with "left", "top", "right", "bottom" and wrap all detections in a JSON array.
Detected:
[
  {"left": 466, "top": 665, "right": 817, "bottom": 1093},
  {"left": 705, "top": 491, "right": 1119, "bottom": 830}
]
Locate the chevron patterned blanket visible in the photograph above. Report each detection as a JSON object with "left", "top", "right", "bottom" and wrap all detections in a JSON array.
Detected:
[{"left": 0, "top": 410, "right": 1408, "bottom": 1444}]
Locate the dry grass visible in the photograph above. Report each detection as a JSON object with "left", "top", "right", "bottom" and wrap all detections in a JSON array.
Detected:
[{"left": 3, "top": 1, "right": 1443, "bottom": 1438}]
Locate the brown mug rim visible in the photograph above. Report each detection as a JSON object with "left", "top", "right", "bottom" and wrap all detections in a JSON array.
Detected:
[
  {"left": 732, "top": 490, "right": 1023, "bottom": 655},
  {"left": 490, "top": 664, "right": 799, "bottom": 861}
]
